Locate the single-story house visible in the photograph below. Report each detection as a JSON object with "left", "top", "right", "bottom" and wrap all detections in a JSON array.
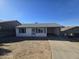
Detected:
[
  {"left": 61, "top": 26, "right": 79, "bottom": 37},
  {"left": 16, "top": 23, "right": 62, "bottom": 37},
  {"left": 0, "top": 20, "right": 21, "bottom": 37}
]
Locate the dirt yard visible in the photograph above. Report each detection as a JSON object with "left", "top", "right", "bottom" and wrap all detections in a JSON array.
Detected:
[
  {"left": 0, "top": 40, "right": 79, "bottom": 59},
  {"left": 0, "top": 40, "right": 52, "bottom": 59}
]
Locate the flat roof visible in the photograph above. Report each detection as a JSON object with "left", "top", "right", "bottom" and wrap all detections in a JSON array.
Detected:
[{"left": 16, "top": 23, "right": 62, "bottom": 27}]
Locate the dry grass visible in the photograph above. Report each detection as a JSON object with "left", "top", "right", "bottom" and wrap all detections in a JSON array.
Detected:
[{"left": 0, "top": 40, "right": 52, "bottom": 59}]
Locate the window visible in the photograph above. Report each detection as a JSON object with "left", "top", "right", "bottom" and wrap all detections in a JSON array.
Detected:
[
  {"left": 32, "top": 28, "right": 46, "bottom": 33},
  {"left": 19, "top": 28, "right": 26, "bottom": 33},
  {"left": 36, "top": 28, "right": 44, "bottom": 33},
  {"left": 32, "top": 28, "right": 36, "bottom": 32}
]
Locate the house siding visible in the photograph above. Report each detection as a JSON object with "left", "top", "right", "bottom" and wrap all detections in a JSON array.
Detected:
[
  {"left": 16, "top": 27, "right": 60, "bottom": 37},
  {"left": 0, "top": 20, "right": 21, "bottom": 37},
  {"left": 16, "top": 27, "right": 47, "bottom": 37},
  {"left": 16, "top": 28, "right": 32, "bottom": 37}
]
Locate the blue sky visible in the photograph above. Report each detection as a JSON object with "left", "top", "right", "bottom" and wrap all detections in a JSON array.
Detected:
[{"left": 0, "top": 0, "right": 79, "bottom": 26}]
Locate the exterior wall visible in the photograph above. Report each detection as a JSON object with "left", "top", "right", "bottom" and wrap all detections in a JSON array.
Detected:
[
  {"left": 35, "top": 33, "right": 47, "bottom": 37},
  {"left": 16, "top": 27, "right": 47, "bottom": 37},
  {"left": 0, "top": 31, "right": 15, "bottom": 37},
  {"left": 16, "top": 27, "right": 60, "bottom": 37},
  {"left": 0, "top": 20, "right": 21, "bottom": 37},
  {"left": 16, "top": 28, "right": 31, "bottom": 37},
  {"left": 35, "top": 28, "right": 47, "bottom": 37}
]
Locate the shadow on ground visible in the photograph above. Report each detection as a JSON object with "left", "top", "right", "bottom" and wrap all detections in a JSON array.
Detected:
[
  {"left": 0, "top": 36, "right": 79, "bottom": 43},
  {"left": 67, "top": 38, "right": 79, "bottom": 42},
  {"left": 0, "top": 48, "right": 11, "bottom": 56}
]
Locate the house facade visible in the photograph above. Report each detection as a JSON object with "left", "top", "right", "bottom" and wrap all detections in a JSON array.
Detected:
[{"left": 16, "top": 23, "right": 61, "bottom": 37}]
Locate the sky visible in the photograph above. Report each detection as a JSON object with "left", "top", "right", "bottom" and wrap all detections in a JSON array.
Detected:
[{"left": 0, "top": 0, "right": 79, "bottom": 26}]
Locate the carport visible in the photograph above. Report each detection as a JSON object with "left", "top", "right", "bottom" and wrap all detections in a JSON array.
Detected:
[
  {"left": 61, "top": 26, "right": 79, "bottom": 37},
  {"left": 47, "top": 27, "right": 60, "bottom": 36}
]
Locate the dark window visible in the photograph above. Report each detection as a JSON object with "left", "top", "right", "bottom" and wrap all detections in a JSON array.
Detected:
[
  {"left": 19, "top": 28, "right": 26, "bottom": 33},
  {"left": 32, "top": 28, "right": 36, "bottom": 32},
  {"left": 36, "top": 28, "right": 43, "bottom": 33},
  {"left": 32, "top": 28, "right": 46, "bottom": 33}
]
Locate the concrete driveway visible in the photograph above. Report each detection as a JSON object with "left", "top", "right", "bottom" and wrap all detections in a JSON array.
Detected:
[{"left": 49, "top": 40, "right": 79, "bottom": 59}]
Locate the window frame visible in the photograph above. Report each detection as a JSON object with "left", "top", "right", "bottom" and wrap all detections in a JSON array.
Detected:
[
  {"left": 18, "top": 28, "right": 26, "bottom": 33},
  {"left": 36, "top": 28, "right": 46, "bottom": 33}
]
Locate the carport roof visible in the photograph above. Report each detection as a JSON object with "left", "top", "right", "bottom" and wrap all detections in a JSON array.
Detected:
[
  {"left": 61, "top": 26, "right": 79, "bottom": 31},
  {"left": 16, "top": 23, "right": 62, "bottom": 27}
]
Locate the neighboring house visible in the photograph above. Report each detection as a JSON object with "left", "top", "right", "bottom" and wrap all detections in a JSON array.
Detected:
[
  {"left": 61, "top": 26, "right": 79, "bottom": 37},
  {"left": 16, "top": 23, "right": 61, "bottom": 37},
  {"left": 0, "top": 20, "right": 21, "bottom": 37}
]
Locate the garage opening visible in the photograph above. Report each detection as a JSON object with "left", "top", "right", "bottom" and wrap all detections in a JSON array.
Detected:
[{"left": 47, "top": 27, "right": 59, "bottom": 37}]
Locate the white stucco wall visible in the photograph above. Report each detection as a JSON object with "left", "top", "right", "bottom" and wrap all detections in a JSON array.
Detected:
[
  {"left": 16, "top": 27, "right": 47, "bottom": 37},
  {"left": 16, "top": 28, "right": 32, "bottom": 37},
  {"left": 35, "top": 33, "right": 47, "bottom": 37}
]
